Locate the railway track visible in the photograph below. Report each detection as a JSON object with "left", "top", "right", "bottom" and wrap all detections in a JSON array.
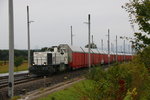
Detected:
[
  {"left": 0, "top": 71, "right": 28, "bottom": 79},
  {"left": 0, "top": 75, "right": 38, "bottom": 89},
  {"left": 0, "top": 68, "right": 88, "bottom": 100}
]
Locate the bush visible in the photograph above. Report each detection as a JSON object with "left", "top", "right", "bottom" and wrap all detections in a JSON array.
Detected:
[
  {"left": 78, "top": 57, "right": 150, "bottom": 100},
  {"left": 86, "top": 67, "right": 105, "bottom": 82},
  {"left": 84, "top": 66, "right": 132, "bottom": 100},
  {"left": 107, "top": 65, "right": 132, "bottom": 99},
  {"left": 14, "top": 56, "right": 24, "bottom": 71},
  {"left": 140, "top": 46, "right": 150, "bottom": 71}
]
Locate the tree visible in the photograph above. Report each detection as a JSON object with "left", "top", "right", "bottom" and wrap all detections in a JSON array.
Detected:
[
  {"left": 14, "top": 56, "right": 24, "bottom": 71},
  {"left": 85, "top": 43, "right": 97, "bottom": 49},
  {"left": 41, "top": 47, "right": 48, "bottom": 51},
  {"left": 123, "top": 0, "right": 150, "bottom": 51},
  {"left": 140, "top": 46, "right": 150, "bottom": 71}
]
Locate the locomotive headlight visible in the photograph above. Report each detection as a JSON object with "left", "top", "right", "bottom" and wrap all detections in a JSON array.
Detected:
[{"left": 44, "top": 62, "right": 46, "bottom": 65}]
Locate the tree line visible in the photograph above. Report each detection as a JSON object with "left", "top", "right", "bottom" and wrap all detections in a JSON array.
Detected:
[{"left": 0, "top": 49, "right": 39, "bottom": 61}]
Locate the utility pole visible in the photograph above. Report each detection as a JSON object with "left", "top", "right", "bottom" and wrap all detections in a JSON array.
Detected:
[
  {"left": 108, "top": 29, "right": 110, "bottom": 65},
  {"left": 84, "top": 14, "right": 91, "bottom": 70},
  {"left": 120, "top": 36, "right": 126, "bottom": 62},
  {"left": 111, "top": 43, "right": 113, "bottom": 52},
  {"left": 128, "top": 44, "right": 130, "bottom": 54},
  {"left": 116, "top": 35, "right": 118, "bottom": 62},
  {"left": 121, "top": 46, "right": 122, "bottom": 53},
  {"left": 92, "top": 35, "right": 93, "bottom": 44},
  {"left": 101, "top": 39, "right": 103, "bottom": 51},
  {"left": 27, "top": 6, "right": 31, "bottom": 69},
  {"left": 70, "top": 26, "right": 73, "bottom": 45},
  {"left": 131, "top": 42, "right": 133, "bottom": 59},
  {"left": 124, "top": 39, "right": 126, "bottom": 61},
  {"left": 101, "top": 39, "right": 104, "bottom": 64},
  {"left": 8, "top": 0, "right": 14, "bottom": 98},
  {"left": 88, "top": 14, "right": 91, "bottom": 71}
]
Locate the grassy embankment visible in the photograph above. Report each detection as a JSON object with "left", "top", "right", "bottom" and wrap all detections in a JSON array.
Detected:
[
  {"left": 0, "top": 61, "right": 28, "bottom": 73},
  {"left": 39, "top": 80, "right": 92, "bottom": 100}
]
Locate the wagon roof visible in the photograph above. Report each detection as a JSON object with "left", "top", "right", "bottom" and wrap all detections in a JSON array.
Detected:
[
  {"left": 69, "top": 45, "right": 108, "bottom": 54},
  {"left": 60, "top": 44, "right": 132, "bottom": 55}
]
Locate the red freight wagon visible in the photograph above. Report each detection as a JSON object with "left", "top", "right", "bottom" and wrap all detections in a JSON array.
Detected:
[
  {"left": 67, "top": 45, "right": 106, "bottom": 69},
  {"left": 60, "top": 44, "right": 132, "bottom": 69}
]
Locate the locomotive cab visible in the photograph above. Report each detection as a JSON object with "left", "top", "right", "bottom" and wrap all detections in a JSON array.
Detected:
[
  {"left": 32, "top": 47, "right": 68, "bottom": 66},
  {"left": 30, "top": 46, "right": 68, "bottom": 75}
]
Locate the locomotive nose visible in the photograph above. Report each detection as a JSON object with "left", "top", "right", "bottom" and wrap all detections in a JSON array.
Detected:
[{"left": 29, "top": 65, "right": 55, "bottom": 76}]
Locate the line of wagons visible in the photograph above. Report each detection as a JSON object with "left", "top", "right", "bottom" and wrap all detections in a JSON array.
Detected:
[{"left": 29, "top": 44, "right": 132, "bottom": 76}]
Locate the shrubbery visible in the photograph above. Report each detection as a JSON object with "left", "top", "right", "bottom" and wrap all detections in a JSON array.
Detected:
[
  {"left": 139, "top": 46, "right": 150, "bottom": 71},
  {"left": 77, "top": 54, "right": 150, "bottom": 100},
  {"left": 14, "top": 56, "right": 24, "bottom": 72}
]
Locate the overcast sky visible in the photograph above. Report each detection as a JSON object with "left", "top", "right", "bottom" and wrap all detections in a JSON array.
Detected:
[{"left": 0, "top": 0, "right": 136, "bottom": 50}]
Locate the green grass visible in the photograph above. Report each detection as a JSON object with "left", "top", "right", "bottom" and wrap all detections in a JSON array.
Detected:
[
  {"left": 11, "top": 96, "right": 21, "bottom": 100},
  {"left": 0, "top": 61, "right": 28, "bottom": 73},
  {"left": 38, "top": 80, "right": 93, "bottom": 100}
]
